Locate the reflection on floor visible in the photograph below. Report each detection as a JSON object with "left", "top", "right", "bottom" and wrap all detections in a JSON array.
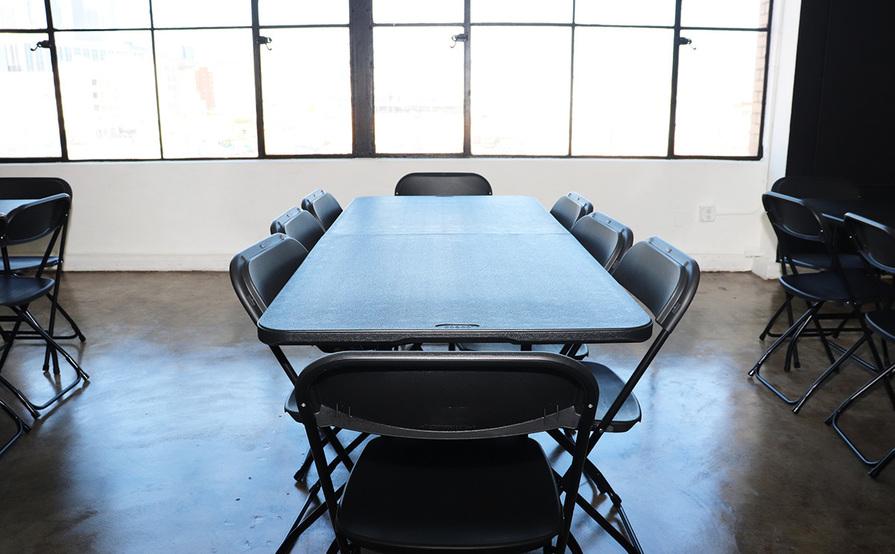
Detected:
[{"left": 0, "top": 272, "right": 892, "bottom": 553}]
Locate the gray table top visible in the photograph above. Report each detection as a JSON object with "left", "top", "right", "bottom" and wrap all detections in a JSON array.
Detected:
[{"left": 258, "top": 195, "right": 653, "bottom": 346}]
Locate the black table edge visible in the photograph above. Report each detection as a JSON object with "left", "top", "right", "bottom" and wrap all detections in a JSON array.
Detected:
[{"left": 257, "top": 321, "right": 655, "bottom": 347}]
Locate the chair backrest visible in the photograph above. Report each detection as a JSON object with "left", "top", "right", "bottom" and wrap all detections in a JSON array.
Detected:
[
  {"left": 301, "top": 189, "right": 342, "bottom": 230},
  {"left": 0, "top": 177, "right": 72, "bottom": 200},
  {"left": 570, "top": 212, "right": 633, "bottom": 272},
  {"left": 612, "top": 236, "right": 700, "bottom": 333},
  {"left": 845, "top": 213, "right": 895, "bottom": 275},
  {"left": 0, "top": 194, "right": 70, "bottom": 247},
  {"left": 394, "top": 172, "right": 492, "bottom": 196},
  {"left": 295, "top": 351, "right": 597, "bottom": 440},
  {"left": 270, "top": 207, "right": 326, "bottom": 251},
  {"left": 762, "top": 192, "right": 829, "bottom": 246},
  {"left": 229, "top": 234, "right": 308, "bottom": 324},
  {"left": 550, "top": 192, "right": 593, "bottom": 231},
  {"left": 771, "top": 175, "right": 859, "bottom": 201}
]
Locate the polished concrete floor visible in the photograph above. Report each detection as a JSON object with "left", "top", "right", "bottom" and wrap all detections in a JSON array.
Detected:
[{"left": 0, "top": 272, "right": 893, "bottom": 553}]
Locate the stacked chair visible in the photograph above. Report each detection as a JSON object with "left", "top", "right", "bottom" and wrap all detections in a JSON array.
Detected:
[
  {"left": 0, "top": 177, "right": 86, "bottom": 373},
  {"left": 0, "top": 194, "right": 90, "bottom": 423},
  {"left": 236, "top": 185, "right": 702, "bottom": 552},
  {"left": 753, "top": 191, "right": 895, "bottom": 478},
  {"left": 759, "top": 177, "right": 863, "bottom": 368},
  {"left": 750, "top": 192, "right": 891, "bottom": 413},
  {"left": 824, "top": 214, "right": 895, "bottom": 477}
]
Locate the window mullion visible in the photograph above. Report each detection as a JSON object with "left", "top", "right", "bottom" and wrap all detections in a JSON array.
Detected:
[
  {"left": 463, "top": 0, "right": 471, "bottom": 156},
  {"left": 349, "top": 0, "right": 374, "bottom": 156},
  {"left": 251, "top": 0, "right": 266, "bottom": 157},
  {"left": 43, "top": 0, "right": 68, "bottom": 160},
  {"left": 148, "top": 0, "right": 164, "bottom": 158},
  {"left": 666, "top": 0, "right": 683, "bottom": 158}
]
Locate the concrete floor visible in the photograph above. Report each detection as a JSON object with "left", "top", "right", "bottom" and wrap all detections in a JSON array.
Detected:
[{"left": 0, "top": 272, "right": 893, "bottom": 553}]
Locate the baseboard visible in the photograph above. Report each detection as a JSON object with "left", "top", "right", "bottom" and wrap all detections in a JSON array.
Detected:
[
  {"left": 750, "top": 256, "right": 782, "bottom": 280},
  {"left": 64, "top": 254, "right": 232, "bottom": 271}
]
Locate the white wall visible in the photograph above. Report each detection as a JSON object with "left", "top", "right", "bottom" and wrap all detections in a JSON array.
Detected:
[{"left": 0, "top": 1, "right": 800, "bottom": 275}]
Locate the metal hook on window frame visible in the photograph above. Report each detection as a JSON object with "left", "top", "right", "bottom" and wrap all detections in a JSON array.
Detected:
[
  {"left": 257, "top": 35, "right": 273, "bottom": 51},
  {"left": 450, "top": 33, "right": 468, "bottom": 49},
  {"left": 30, "top": 40, "right": 51, "bottom": 52}
]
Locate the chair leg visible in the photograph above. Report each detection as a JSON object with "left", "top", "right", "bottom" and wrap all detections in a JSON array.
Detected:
[
  {"left": 826, "top": 362, "right": 895, "bottom": 478},
  {"left": 0, "top": 398, "right": 30, "bottom": 457},
  {"left": 792, "top": 333, "right": 867, "bottom": 414},
  {"left": 0, "top": 307, "right": 89, "bottom": 418},
  {"left": 759, "top": 296, "right": 790, "bottom": 341},
  {"left": 750, "top": 303, "right": 822, "bottom": 405}
]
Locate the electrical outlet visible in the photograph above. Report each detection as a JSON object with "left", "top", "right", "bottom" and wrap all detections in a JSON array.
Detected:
[{"left": 699, "top": 205, "right": 716, "bottom": 222}]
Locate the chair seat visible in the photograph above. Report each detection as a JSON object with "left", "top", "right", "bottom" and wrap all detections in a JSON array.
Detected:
[
  {"left": 787, "top": 253, "right": 864, "bottom": 271},
  {"left": 456, "top": 342, "right": 588, "bottom": 360},
  {"left": 0, "top": 275, "right": 55, "bottom": 306},
  {"left": 583, "top": 362, "right": 642, "bottom": 432},
  {"left": 337, "top": 436, "right": 562, "bottom": 552},
  {"left": 866, "top": 310, "right": 895, "bottom": 343},
  {"left": 779, "top": 270, "right": 893, "bottom": 304}
]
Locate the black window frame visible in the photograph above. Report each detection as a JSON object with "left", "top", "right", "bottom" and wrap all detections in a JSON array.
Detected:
[{"left": 0, "top": 0, "right": 774, "bottom": 163}]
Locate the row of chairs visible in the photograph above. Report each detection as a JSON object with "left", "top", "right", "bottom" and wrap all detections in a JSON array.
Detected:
[
  {"left": 231, "top": 173, "right": 701, "bottom": 552},
  {"left": 754, "top": 191, "right": 895, "bottom": 478},
  {"left": 0, "top": 188, "right": 89, "bottom": 457}
]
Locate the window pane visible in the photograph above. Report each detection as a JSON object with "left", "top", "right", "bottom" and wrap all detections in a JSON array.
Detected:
[
  {"left": 682, "top": 0, "right": 769, "bottom": 28},
  {"left": 373, "top": 0, "right": 463, "bottom": 24},
  {"left": 155, "top": 30, "right": 257, "bottom": 158},
  {"left": 374, "top": 27, "right": 464, "bottom": 154},
  {"left": 0, "top": 34, "right": 60, "bottom": 157},
  {"left": 1, "top": 1, "right": 46, "bottom": 29},
  {"left": 472, "top": 0, "right": 572, "bottom": 23},
  {"left": 56, "top": 31, "right": 160, "bottom": 159},
  {"left": 259, "top": 0, "right": 348, "bottom": 25},
  {"left": 471, "top": 27, "right": 571, "bottom": 155},
  {"left": 575, "top": 0, "right": 674, "bottom": 26},
  {"left": 261, "top": 28, "right": 352, "bottom": 155},
  {"left": 674, "top": 31, "right": 767, "bottom": 156},
  {"left": 572, "top": 29, "right": 672, "bottom": 156},
  {"left": 49, "top": 0, "right": 149, "bottom": 29},
  {"left": 151, "top": 0, "right": 250, "bottom": 28}
]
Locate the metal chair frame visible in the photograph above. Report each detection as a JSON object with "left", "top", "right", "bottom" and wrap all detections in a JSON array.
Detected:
[
  {"left": 0, "top": 195, "right": 90, "bottom": 419},
  {"left": 0, "top": 397, "right": 29, "bottom": 457}
]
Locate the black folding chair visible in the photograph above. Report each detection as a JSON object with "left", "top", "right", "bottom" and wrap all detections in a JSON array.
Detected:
[
  {"left": 822, "top": 213, "right": 895, "bottom": 478},
  {"left": 571, "top": 212, "right": 634, "bottom": 273},
  {"left": 0, "top": 177, "right": 86, "bottom": 373},
  {"left": 281, "top": 351, "right": 597, "bottom": 554},
  {"left": 229, "top": 234, "right": 369, "bottom": 488},
  {"left": 301, "top": 189, "right": 343, "bottom": 230},
  {"left": 458, "top": 212, "right": 633, "bottom": 360},
  {"left": 0, "top": 397, "right": 29, "bottom": 457},
  {"left": 0, "top": 194, "right": 90, "bottom": 419},
  {"left": 270, "top": 207, "right": 326, "bottom": 251},
  {"left": 394, "top": 172, "right": 492, "bottom": 196},
  {"left": 750, "top": 193, "right": 892, "bottom": 411},
  {"left": 548, "top": 236, "right": 700, "bottom": 554},
  {"left": 550, "top": 192, "right": 593, "bottom": 231},
  {"left": 759, "top": 177, "right": 863, "bottom": 361}
]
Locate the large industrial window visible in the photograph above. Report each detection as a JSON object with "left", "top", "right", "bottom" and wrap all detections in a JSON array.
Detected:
[{"left": 0, "top": 0, "right": 772, "bottom": 162}]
